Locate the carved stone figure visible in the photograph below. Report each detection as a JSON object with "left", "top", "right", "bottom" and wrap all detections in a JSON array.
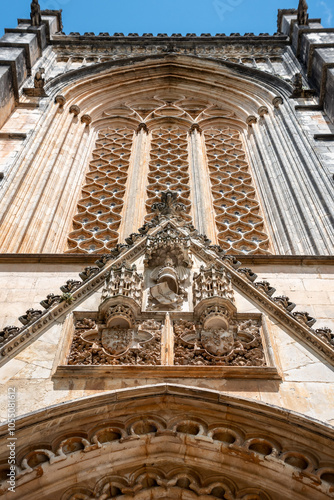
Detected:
[
  {"left": 297, "top": 0, "right": 308, "bottom": 25},
  {"left": 34, "top": 68, "right": 45, "bottom": 89},
  {"left": 30, "top": 0, "right": 41, "bottom": 27}
]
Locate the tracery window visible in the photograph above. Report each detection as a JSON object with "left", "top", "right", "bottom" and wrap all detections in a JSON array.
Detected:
[
  {"left": 66, "top": 98, "right": 271, "bottom": 254},
  {"left": 204, "top": 127, "right": 270, "bottom": 254},
  {"left": 145, "top": 127, "right": 191, "bottom": 222},
  {"left": 67, "top": 128, "right": 133, "bottom": 253}
]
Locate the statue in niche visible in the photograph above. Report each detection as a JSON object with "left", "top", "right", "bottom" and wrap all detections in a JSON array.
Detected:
[
  {"left": 297, "top": 0, "right": 308, "bottom": 26},
  {"left": 30, "top": 0, "right": 41, "bottom": 26}
]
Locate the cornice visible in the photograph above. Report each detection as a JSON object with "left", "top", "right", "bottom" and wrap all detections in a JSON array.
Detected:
[
  {"left": 0, "top": 254, "right": 332, "bottom": 266},
  {"left": 51, "top": 33, "right": 289, "bottom": 46}
]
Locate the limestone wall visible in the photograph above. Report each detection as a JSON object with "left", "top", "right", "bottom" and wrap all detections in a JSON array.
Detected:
[{"left": 0, "top": 259, "right": 333, "bottom": 424}]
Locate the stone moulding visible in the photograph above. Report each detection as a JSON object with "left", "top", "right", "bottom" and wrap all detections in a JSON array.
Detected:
[
  {"left": 0, "top": 385, "right": 333, "bottom": 499},
  {"left": 0, "top": 203, "right": 333, "bottom": 368},
  {"left": 53, "top": 364, "right": 281, "bottom": 379}
]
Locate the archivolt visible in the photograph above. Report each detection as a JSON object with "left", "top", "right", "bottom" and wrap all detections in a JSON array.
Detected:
[
  {"left": 0, "top": 385, "right": 333, "bottom": 499},
  {"left": 0, "top": 54, "right": 332, "bottom": 255}
]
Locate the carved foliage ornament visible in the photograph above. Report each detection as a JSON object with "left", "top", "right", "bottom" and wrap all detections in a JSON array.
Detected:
[
  {"left": 174, "top": 318, "right": 265, "bottom": 366},
  {"left": 68, "top": 318, "right": 162, "bottom": 366}
]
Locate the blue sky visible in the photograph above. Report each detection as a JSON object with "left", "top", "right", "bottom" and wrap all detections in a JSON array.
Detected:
[{"left": 1, "top": 0, "right": 333, "bottom": 35}]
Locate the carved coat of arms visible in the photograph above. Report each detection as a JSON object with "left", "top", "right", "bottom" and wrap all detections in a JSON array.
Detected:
[{"left": 201, "top": 329, "right": 235, "bottom": 356}]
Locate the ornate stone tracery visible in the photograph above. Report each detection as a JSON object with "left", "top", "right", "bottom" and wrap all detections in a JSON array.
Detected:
[
  {"left": 67, "top": 128, "right": 134, "bottom": 253},
  {"left": 146, "top": 126, "right": 192, "bottom": 222},
  {"left": 204, "top": 127, "right": 271, "bottom": 254},
  {"left": 66, "top": 207, "right": 269, "bottom": 369}
]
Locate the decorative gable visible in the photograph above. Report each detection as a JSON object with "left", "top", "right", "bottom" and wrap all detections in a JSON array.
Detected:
[{"left": 1, "top": 192, "right": 334, "bottom": 377}]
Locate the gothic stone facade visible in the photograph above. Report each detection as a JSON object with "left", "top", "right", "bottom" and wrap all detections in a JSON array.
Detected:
[{"left": 0, "top": 3, "right": 334, "bottom": 499}]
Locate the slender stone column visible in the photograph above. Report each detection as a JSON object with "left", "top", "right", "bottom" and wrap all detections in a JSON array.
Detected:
[
  {"left": 188, "top": 125, "right": 217, "bottom": 243},
  {"left": 119, "top": 125, "right": 151, "bottom": 240}
]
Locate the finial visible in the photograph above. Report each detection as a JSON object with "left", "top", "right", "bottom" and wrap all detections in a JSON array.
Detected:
[{"left": 151, "top": 191, "right": 186, "bottom": 217}]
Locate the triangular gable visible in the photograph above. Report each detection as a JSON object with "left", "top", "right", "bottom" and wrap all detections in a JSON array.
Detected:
[{"left": 0, "top": 192, "right": 333, "bottom": 369}]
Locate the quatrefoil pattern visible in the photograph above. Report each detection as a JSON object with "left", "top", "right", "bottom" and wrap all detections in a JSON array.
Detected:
[
  {"left": 67, "top": 128, "right": 133, "bottom": 253},
  {"left": 145, "top": 127, "right": 192, "bottom": 221},
  {"left": 204, "top": 128, "right": 270, "bottom": 254}
]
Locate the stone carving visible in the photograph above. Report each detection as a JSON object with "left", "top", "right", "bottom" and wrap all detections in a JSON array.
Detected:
[
  {"left": 246, "top": 115, "right": 257, "bottom": 126},
  {"left": 272, "top": 96, "right": 283, "bottom": 108},
  {"left": 189, "top": 123, "right": 202, "bottom": 134},
  {"left": 68, "top": 318, "right": 161, "bottom": 366},
  {"left": 238, "top": 267, "right": 258, "bottom": 282},
  {"left": 18, "top": 308, "right": 43, "bottom": 326},
  {"left": 60, "top": 280, "right": 82, "bottom": 293},
  {"left": 34, "top": 68, "right": 45, "bottom": 89},
  {"left": 193, "top": 265, "right": 235, "bottom": 307},
  {"left": 290, "top": 72, "right": 314, "bottom": 98},
  {"left": 152, "top": 190, "right": 186, "bottom": 218},
  {"left": 297, "top": 0, "right": 308, "bottom": 25},
  {"left": 293, "top": 311, "right": 316, "bottom": 327},
  {"left": 136, "top": 122, "right": 149, "bottom": 134},
  {"left": 101, "top": 263, "right": 143, "bottom": 306},
  {"left": 315, "top": 327, "right": 334, "bottom": 346},
  {"left": 148, "top": 255, "right": 189, "bottom": 310},
  {"left": 258, "top": 106, "right": 269, "bottom": 117},
  {"left": 40, "top": 293, "right": 62, "bottom": 309},
  {"left": 0, "top": 326, "right": 21, "bottom": 347},
  {"left": 174, "top": 318, "right": 265, "bottom": 366},
  {"left": 273, "top": 295, "right": 296, "bottom": 312},
  {"left": 23, "top": 68, "right": 48, "bottom": 97},
  {"left": 292, "top": 72, "right": 303, "bottom": 95},
  {"left": 79, "top": 266, "right": 100, "bottom": 281},
  {"left": 67, "top": 128, "right": 133, "bottom": 253},
  {"left": 55, "top": 95, "right": 66, "bottom": 107},
  {"left": 69, "top": 105, "right": 80, "bottom": 116},
  {"left": 30, "top": 0, "right": 41, "bottom": 26},
  {"left": 81, "top": 114, "right": 92, "bottom": 125},
  {"left": 254, "top": 281, "right": 276, "bottom": 296},
  {"left": 5, "top": 399, "right": 334, "bottom": 499},
  {"left": 144, "top": 222, "right": 191, "bottom": 310},
  {"left": 204, "top": 127, "right": 271, "bottom": 254}
]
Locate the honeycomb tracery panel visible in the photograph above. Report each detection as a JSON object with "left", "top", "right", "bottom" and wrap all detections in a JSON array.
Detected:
[
  {"left": 67, "top": 128, "right": 133, "bottom": 253},
  {"left": 145, "top": 127, "right": 192, "bottom": 222},
  {"left": 204, "top": 127, "right": 270, "bottom": 254}
]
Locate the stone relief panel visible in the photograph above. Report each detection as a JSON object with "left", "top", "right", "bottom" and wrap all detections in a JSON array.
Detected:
[
  {"left": 204, "top": 127, "right": 271, "bottom": 254},
  {"left": 67, "top": 128, "right": 134, "bottom": 253},
  {"left": 68, "top": 317, "right": 162, "bottom": 366},
  {"left": 174, "top": 317, "right": 265, "bottom": 367},
  {"left": 65, "top": 254, "right": 267, "bottom": 370},
  {"left": 144, "top": 220, "right": 192, "bottom": 312}
]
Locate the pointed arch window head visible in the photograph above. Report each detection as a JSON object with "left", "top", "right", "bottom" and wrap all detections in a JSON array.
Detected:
[{"left": 66, "top": 97, "right": 271, "bottom": 255}]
